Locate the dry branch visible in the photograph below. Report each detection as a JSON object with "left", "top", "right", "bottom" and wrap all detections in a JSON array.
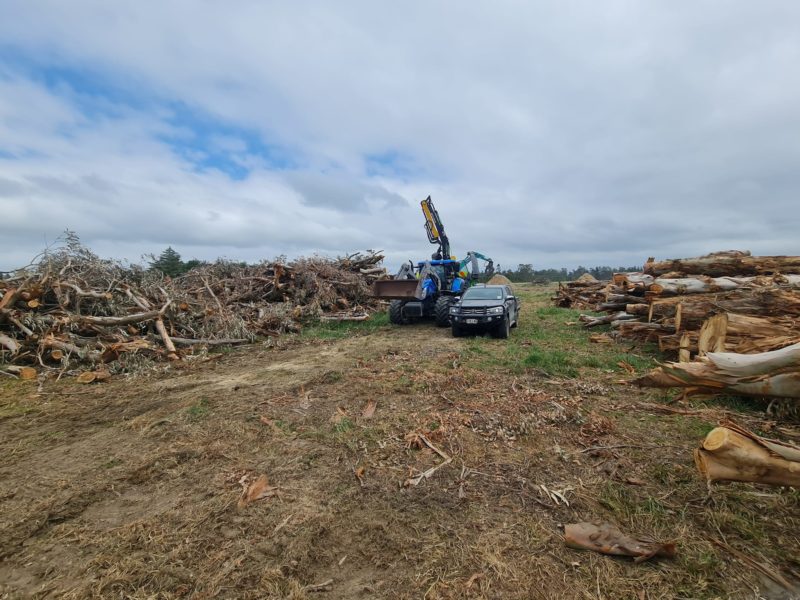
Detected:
[{"left": 1, "top": 242, "right": 386, "bottom": 374}]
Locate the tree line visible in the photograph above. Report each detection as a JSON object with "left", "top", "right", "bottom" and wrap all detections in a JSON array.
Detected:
[
  {"left": 495, "top": 263, "right": 642, "bottom": 283},
  {"left": 147, "top": 247, "right": 640, "bottom": 283}
]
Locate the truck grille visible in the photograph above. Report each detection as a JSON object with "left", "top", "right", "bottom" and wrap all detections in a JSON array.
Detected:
[{"left": 460, "top": 307, "right": 486, "bottom": 316}]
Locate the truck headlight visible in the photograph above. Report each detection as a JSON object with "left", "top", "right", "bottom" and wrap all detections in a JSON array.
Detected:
[
  {"left": 487, "top": 306, "right": 504, "bottom": 315},
  {"left": 450, "top": 307, "right": 459, "bottom": 314}
]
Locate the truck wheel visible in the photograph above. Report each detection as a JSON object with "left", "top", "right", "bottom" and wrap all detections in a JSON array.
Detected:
[
  {"left": 451, "top": 324, "right": 463, "bottom": 337},
  {"left": 389, "top": 300, "right": 407, "bottom": 325},
  {"left": 493, "top": 315, "right": 510, "bottom": 339},
  {"left": 434, "top": 296, "right": 452, "bottom": 327}
]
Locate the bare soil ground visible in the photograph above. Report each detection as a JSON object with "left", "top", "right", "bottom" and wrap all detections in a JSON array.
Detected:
[{"left": 1, "top": 284, "right": 798, "bottom": 599}]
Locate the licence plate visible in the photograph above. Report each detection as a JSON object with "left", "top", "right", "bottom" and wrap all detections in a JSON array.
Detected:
[{"left": 466, "top": 318, "right": 478, "bottom": 324}]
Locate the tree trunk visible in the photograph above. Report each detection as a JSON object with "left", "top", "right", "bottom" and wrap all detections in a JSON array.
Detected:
[
  {"left": 634, "top": 342, "right": 800, "bottom": 398},
  {"left": 645, "top": 251, "right": 800, "bottom": 277},
  {"left": 2, "top": 365, "right": 37, "bottom": 379},
  {"left": 695, "top": 425, "right": 800, "bottom": 487}
]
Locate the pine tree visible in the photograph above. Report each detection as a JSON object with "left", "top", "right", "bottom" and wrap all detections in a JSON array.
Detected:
[{"left": 150, "top": 247, "right": 185, "bottom": 277}]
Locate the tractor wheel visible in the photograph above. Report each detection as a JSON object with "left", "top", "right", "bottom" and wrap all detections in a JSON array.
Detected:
[
  {"left": 389, "top": 300, "right": 407, "bottom": 325},
  {"left": 434, "top": 296, "right": 453, "bottom": 327}
]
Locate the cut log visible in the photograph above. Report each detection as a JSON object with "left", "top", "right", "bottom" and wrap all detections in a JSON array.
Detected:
[
  {"left": 658, "top": 313, "right": 800, "bottom": 356},
  {"left": 625, "top": 303, "right": 649, "bottom": 316},
  {"left": 77, "top": 370, "right": 112, "bottom": 384},
  {"left": 580, "top": 311, "right": 638, "bottom": 328},
  {"left": 154, "top": 316, "right": 179, "bottom": 361},
  {"left": 648, "top": 276, "right": 754, "bottom": 296},
  {"left": 645, "top": 251, "right": 800, "bottom": 277},
  {"left": 695, "top": 425, "right": 800, "bottom": 487},
  {"left": 646, "top": 289, "right": 800, "bottom": 330},
  {"left": 634, "top": 342, "right": 800, "bottom": 398},
  {"left": 3, "top": 365, "right": 37, "bottom": 380}
]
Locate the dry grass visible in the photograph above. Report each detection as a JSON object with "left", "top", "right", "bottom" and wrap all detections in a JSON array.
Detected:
[{"left": 0, "top": 284, "right": 798, "bottom": 599}]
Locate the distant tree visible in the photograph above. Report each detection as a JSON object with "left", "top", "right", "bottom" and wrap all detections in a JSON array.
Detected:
[
  {"left": 516, "top": 263, "right": 534, "bottom": 281},
  {"left": 183, "top": 259, "right": 207, "bottom": 272},
  {"left": 150, "top": 247, "right": 185, "bottom": 277}
]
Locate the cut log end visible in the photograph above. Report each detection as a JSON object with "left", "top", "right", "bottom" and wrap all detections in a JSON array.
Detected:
[{"left": 4, "top": 365, "right": 38, "bottom": 380}]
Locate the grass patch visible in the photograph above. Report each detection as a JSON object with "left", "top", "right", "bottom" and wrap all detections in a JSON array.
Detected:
[
  {"left": 301, "top": 311, "right": 390, "bottom": 340},
  {"left": 333, "top": 417, "right": 354, "bottom": 433},
  {"left": 460, "top": 284, "right": 664, "bottom": 378},
  {"left": 187, "top": 397, "right": 211, "bottom": 420},
  {"left": 523, "top": 348, "right": 578, "bottom": 377}
]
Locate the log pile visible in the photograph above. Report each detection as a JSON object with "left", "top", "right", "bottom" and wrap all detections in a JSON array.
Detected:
[
  {"left": 553, "top": 273, "right": 608, "bottom": 310},
  {"left": 554, "top": 251, "right": 800, "bottom": 359},
  {"left": 0, "top": 241, "right": 387, "bottom": 377},
  {"left": 554, "top": 250, "right": 800, "bottom": 402}
]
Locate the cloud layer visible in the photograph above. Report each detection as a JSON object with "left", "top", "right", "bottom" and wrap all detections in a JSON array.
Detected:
[{"left": 2, "top": 1, "right": 799, "bottom": 271}]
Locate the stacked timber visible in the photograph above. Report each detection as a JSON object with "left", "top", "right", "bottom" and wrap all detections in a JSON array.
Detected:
[
  {"left": 554, "top": 250, "right": 800, "bottom": 402},
  {"left": 560, "top": 252, "right": 800, "bottom": 364},
  {"left": 0, "top": 242, "right": 387, "bottom": 377}
]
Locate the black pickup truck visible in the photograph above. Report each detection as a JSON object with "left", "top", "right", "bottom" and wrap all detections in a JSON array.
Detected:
[{"left": 449, "top": 284, "right": 519, "bottom": 338}]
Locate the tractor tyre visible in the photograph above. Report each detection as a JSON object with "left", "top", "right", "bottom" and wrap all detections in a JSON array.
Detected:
[
  {"left": 389, "top": 300, "right": 407, "bottom": 325},
  {"left": 434, "top": 296, "right": 453, "bottom": 327}
]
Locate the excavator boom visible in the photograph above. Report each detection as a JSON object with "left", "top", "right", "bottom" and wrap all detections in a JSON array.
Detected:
[{"left": 420, "top": 196, "right": 450, "bottom": 259}]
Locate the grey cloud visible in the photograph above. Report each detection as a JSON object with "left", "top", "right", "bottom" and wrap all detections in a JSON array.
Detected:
[
  {"left": 283, "top": 171, "right": 407, "bottom": 212},
  {"left": 1, "top": 2, "right": 800, "bottom": 270}
]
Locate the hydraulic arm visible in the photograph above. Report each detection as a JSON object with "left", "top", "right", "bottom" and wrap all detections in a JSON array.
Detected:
[{"left": 421, "top": 196, "right": 450, "bottom": 259}]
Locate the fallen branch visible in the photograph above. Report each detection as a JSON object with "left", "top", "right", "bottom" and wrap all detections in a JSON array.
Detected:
[
  {"left": 170, "top": 337, "right": 249, "bottom": 346},
  {"left": 711, "top": 539, "right": 797, "bottom": 594},
  {"left": 404, "top": 433, "right": 453, "bottom": 486}
]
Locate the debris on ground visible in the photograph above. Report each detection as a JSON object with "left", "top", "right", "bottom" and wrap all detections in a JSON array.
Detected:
[
  {"left": 237, "top": 474, "right": 278, "bottom": 509},
  {"left": 564, "top": 522, "right": 677, "bottom": 562},
  {"left": 0, "top": 239, "right": 386, "bottom": 377}
]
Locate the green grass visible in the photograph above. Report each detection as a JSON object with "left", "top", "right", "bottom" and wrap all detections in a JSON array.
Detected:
[
  {"left": 186, "top": 397, "right": 211, "bottom": 420},
  {"left": 333, "top": 416, "right": 354, "bottom": 433},
  {"left": 460, "top": 284, "right": 660, "bottom": 378},
  {"left": 301, "top": 311, "right": 390, "bottom": 340}
]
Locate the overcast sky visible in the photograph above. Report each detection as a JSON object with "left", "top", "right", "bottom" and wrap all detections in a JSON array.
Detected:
[{"left": 2, "top": 1, "right": 799, "bottom": 272}]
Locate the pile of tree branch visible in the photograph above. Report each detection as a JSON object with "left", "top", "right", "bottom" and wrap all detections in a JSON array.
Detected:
[
  {"left": 553, "top": 273, "right": 608, "bottom": 310},
  {"left": 0, "top": 239, "right": 387, "bottom": 377}
]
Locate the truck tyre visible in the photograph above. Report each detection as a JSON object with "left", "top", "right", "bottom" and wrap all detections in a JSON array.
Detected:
[
  {"left": 493, "top": 315, "right": 510, "bottom": 339},
  {"left": 389, "top": 300, "right": 407, "bottom": 325},
  {"left": 434, "top": 296, "right": 453, "bottom": 327},
  {"left": 451, "top": 324, "right": 463, "bottom": 337}
]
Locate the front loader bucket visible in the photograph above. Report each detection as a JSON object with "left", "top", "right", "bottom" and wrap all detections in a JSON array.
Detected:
[{"left": 372, "top": 279, "right": 419, "bottom": 300}]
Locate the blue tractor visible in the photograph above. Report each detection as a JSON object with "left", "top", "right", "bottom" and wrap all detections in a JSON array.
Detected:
[{"left": 372, "top": 196, "right": 494, "bottom": 326}]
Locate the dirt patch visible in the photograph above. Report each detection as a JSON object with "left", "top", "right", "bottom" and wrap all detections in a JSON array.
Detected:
[{"left": 1, "top": 293, "right": 798, "bottom": 599}]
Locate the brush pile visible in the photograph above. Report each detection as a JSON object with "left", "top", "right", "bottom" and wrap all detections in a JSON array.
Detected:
[
  {"left": 0, "top": 240, "right": 386, "bottom": 377},
  {"left": 555, "top": 251, "right": 800, "bottom": 401},
  {"left": 553, "top": 273, "right": 607, "bottom": 310}
]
